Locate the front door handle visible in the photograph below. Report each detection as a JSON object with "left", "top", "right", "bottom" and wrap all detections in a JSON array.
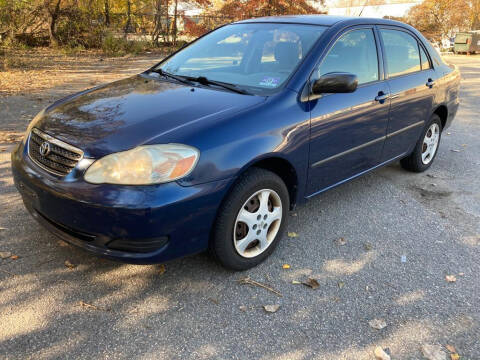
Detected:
[
  {"left": 426, "top": 78, "right": 435, "bottom": 88},
  {"left": 375, "top": 92, "right": 389, "bottom": 103}
]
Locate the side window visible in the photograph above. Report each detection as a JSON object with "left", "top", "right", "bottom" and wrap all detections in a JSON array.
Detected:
[
  {"left": 318, "top": 28, "right": 379, "bottom": 85},
  {"left": 419, "top": 44, "right": 431, "bottom": 70},
  {"left": 380, "top": 29, "right": 421, "bottom": 77}
]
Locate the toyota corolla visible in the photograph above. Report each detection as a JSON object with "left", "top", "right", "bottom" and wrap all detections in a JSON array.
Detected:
[{"left": 12, "top": 15, "right": 460, "bottom": 270}]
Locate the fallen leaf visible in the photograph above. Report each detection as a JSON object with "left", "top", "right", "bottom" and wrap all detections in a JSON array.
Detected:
[
  {"left": 287, "top": 232, "right": 298, "bottom": 238},
  {"left": 421, "top": 344, "right": 447, "bottom": 360},
  {"left": 158, "top": 264, "right": 166, "bottom": 275},
  {"left": 445, "top": 275, "right": 456, "bottom": 283},
  {"left": 0, "top": 251, "right": 12, "bottom": 259},
  {"left": 338, "top": 281, "right": 345, "bottom": 289},
  {"left": 369, "top": 318, "right": 387, "bottom": 330},
  {"left": 450, "top": 353, "right": 460, "bottom": 360},
  {"left": 374, "top": 346, "right": 391, "bottom": 360},
  {"left": 10, "top": 255, "right": 19, "bottom": 260},
  {"left": 291, "top": 280, "right": 301, "bottom": 285},
  {"left": 78, "top": 301, "right": 108, "bottom": 311},
  {"left": 446, "top": 345, "right": 456, "bottom": 353},
  {"left": 302, "top": 277, "right": 320, "bottom": 289},
  {"left": 364, "top": 242, "right": 373, "bottom": 251},
  {"left": 282, "top": 264, "right": 291, "bottom": 269},
  {"left": 334, "top": 237, "right": 347, "bottom": 246},
  {"left": 64, "top": 260, "right": 76, "bottom": 269},
  {"left": 263, "top": 304, "right": 280, "bottom": 313},
  {"left": 239, "top": 305, "right": 247, "bottom": 312}
]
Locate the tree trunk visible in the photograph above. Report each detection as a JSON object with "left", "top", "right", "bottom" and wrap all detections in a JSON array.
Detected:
[
  {"left": 124, "top": 0, "right": 132, "bottom": 38},
  {"left": 47, "top": 0, "right": 62, "bottom": 47},
  {"left": 104, "top": 0, "right": 110, "bottom": 27},
  {"left": 172, "top": 0, "right": 178, "bottom": 45}
]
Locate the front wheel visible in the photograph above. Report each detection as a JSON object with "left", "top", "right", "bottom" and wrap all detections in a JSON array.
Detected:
[
  {"left": 210, "top": 168, "right": 289, "bottom": 270},
  {"left": 400, "top": 114, "right": 442, "bottom": 172}
]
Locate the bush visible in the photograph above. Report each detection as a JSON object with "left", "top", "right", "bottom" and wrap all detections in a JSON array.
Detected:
[
  {"left": 101, "top": 32, "right": 151, "bottom": 57},
  {"left": 102, "top": 33, "right": 126, "bottom": 56}
]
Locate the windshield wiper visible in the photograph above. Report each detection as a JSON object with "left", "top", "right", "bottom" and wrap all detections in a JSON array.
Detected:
[
  {"left": 185, "top": 76, "right": 251, "bottom": 95},
  {"left": 150, "top": 68, "right": 194, "bottom": 86}
]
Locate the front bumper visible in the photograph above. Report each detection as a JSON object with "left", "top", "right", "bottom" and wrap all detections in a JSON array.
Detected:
[{"left": 11, "top": 142, "right": 232, "bottom": 264}]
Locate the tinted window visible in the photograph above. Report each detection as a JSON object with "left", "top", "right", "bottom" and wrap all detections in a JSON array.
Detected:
[
  {"left": 380, "top": 29, "right": 421, "bottom": 77},
  {"left": 318, "top": 29, "right": 379, "bottom": 85},
  {"left": 419, "top": 45, "right": 431, "bottom": 70}
]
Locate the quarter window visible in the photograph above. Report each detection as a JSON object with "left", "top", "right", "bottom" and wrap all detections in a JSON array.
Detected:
[
  {"left": 380, "top": 29, "right": 421, "bottom": 77},
  {"left": 419, "top": 45, "right": 431, "bottom": 70},
  {"left": 318, "top": 28, "right": 379, "bottom": 85}
]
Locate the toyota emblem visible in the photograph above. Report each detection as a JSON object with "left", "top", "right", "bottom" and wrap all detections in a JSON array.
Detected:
[{"left": 39, "top": 142, "right": 51, "bottom": 157}]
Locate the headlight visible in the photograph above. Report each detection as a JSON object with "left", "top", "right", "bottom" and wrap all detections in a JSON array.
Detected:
[{"left": 84, "top": 144, "right": 199, "bottom": 185}]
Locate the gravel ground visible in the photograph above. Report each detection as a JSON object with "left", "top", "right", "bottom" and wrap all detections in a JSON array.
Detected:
[{"left": 0, "top": 54, "right": 479, "bottom": 360}]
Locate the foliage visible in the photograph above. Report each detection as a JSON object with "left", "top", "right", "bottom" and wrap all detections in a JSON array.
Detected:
[
  {"left": 217, "top": 0, "right": 323, "bottom": 21},
  {"left": 102, "top": 32, "right": 151, "bottom": 56},
  {"left": 406, "top": 0, "right": 478, "bottom": 39},
  {"left": 4, "top": 0, "right": 478, "bottom": 55}
]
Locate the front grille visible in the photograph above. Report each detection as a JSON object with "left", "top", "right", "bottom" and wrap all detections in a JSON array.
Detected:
[{"left": 28, "top": 128, "right": 83, "bottom": 176}]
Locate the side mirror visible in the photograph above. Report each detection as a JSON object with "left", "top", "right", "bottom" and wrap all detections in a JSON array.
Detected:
[{"left": 311, "top": 72, "right": 358, "bottom": 94}]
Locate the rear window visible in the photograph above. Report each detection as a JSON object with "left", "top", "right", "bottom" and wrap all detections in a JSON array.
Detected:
[{"left": 380, "top": 29, "right": 421, "bottom": 77}]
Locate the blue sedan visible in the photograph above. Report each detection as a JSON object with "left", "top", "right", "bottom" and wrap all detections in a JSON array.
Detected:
[{"left": 12, "top": 15, "right": 460, "bottom": 270}]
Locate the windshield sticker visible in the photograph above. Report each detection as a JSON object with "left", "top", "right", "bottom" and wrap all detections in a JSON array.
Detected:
[{"left": 259, "top": 77, "right": 280, "bottom": 87}]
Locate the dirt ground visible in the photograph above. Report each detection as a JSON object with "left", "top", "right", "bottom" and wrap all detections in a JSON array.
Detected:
[{"left": 0, "top": 52, "right": 479, "bottom": 360}]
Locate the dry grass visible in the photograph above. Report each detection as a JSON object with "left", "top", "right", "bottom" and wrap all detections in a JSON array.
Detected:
[{"left": 0, "top": 47, "right": 170, "bottom": 96}]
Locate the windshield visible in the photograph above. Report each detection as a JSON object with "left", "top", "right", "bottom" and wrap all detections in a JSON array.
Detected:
[{"left": 155, "top": 23, "right": 327, "bottom": 94}]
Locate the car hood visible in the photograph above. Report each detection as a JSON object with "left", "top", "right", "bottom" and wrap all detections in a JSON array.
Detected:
[{"left": 34, "top": 74, "right": 266, "bottom": 158}]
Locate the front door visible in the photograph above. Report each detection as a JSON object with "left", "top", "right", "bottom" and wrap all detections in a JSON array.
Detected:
[{"left": 306, "top": 27, "right": 390, "bottom": 195}]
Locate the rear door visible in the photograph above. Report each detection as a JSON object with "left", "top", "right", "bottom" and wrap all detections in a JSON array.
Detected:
[
  {"left": 378, "top": 27, "right": 436, "bottom": 161},
  {"left": 306, "top": 26, "right": 390, "bottom": 195}
]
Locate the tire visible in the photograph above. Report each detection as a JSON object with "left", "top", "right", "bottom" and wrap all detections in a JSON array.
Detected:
[
  {"left": 210, "top": 167, "right": 289, "bottom": 270},
  {"left": 400, "top": 114, "right": 442, "bottom": 173}
]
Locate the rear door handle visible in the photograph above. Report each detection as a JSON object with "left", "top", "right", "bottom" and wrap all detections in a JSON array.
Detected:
[
  {"left": 426, "top": 79, "right": 435, "bottom": 88},
  {"left": 375, "top": 92, "right": 389, "bottom": 103}
]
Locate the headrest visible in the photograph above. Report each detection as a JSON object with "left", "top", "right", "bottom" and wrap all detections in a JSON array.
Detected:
[{"left": 274, "top": 42, "right": 300, "bottom": 66}]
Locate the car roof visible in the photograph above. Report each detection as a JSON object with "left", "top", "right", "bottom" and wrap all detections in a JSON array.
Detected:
[{"left": 235, "top": 14, "right": 407, "bottom": 28}]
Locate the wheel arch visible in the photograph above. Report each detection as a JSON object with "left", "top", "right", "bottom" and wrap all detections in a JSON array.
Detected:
[
  {"left": 226, "top": 154, "right": 300, "bottom": 210},
  {"left": 433, "top": 104, "right": 448, "bottom": 130}
]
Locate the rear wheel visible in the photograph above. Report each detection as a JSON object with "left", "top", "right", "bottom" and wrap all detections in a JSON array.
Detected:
[
  {"left": 210, "top": 168, "right": 289, "bottom": 270},
  {"left": 400, "top": 114, "right": 442, "bottom": 172}
]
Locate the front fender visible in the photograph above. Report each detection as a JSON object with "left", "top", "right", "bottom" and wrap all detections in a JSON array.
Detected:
[{"left": 175, "top": 90, "right": 311, "bottom": 201}]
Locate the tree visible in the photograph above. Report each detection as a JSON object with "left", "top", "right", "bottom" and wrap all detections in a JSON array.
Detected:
[
  {"left": 406, "top": 0, "right": 470, "bottom": 39},
  {"left": 218, "top": 0, "right": 324, "bottom": 21},
  {"left": 44, "top": 0, "right": 64, "bottom": 46}
]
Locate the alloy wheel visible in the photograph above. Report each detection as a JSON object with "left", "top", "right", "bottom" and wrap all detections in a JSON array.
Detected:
[
  {"left": 233, "top": 189, "right": 282, "bottom": 258},
  {"left": 421, "top": 123, "right": 440, "bottom": 165}
]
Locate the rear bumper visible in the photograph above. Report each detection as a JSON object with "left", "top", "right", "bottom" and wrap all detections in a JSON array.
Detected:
[{"left": 12, "top": 142, "right": 233, "bottom": 264}]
